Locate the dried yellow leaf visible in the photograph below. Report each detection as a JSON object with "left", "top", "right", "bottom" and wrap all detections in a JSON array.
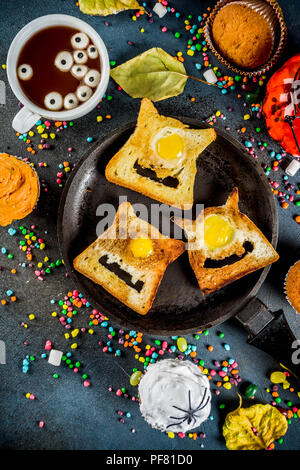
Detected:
[
  {"left": 223, "top": 395, "right": 288, "bottom": 450},
  {"left": 79, "top": 0, "right": 142, "bottom": 16}
]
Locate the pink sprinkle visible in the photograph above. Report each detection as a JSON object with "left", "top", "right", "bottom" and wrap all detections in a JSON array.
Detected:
[
  {"left": 161, "top": 26, "right": 167, "bottom": 32},
  {"left": 83, "top": 380, "right": 91, "bottom": 387},
  {"left": 38, "top": 421, "right": 45, "bottom": 428},
  {"left": 219, "top": 370, "right": 226, "bottom": 377},
  {"left": 116, "top": 389, "right": 122, "bottom": 396},
  {"left": 45, "top": 340, "right": 52, "bottom": 351},
  {"left": 29, "top": 394, "right": 35, "bottom": 400},
  {"left": 178, "top": 432, "right": 185, "bottom": 439}
]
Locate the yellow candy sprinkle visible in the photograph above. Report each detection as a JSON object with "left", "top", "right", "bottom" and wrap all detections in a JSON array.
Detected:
[
  {"left": 71, "top": 329, "right": 79, "bottom": 338},
  {"left": 97, "top": 116, "right": 103, "bottom": 122},
  {"left": 88, "top": 329, "right": 94, "bottom": 334},
  {"left": 71, "top": 343, "right": 77, "bottom": 349},
  {"left": 26, "top": 393, "right": 30, "bottom": 398},
  {"left": 64, "top": 333, "right": 70, "bottom": 339},
  {"left": 28, "top": 314, "right": 35, "bottom": 320},
  {"left": 51, "top": 311, "right": 57, "bottom": 317},
  {"left": 50, "top": 133, "right": 56, "bottom": 139},
  {"left": 223, "top": 382, "right": 231, "bottom": 390},
  {"left": 168, "top": 432, "right": 175, "bottom": 439},
  {"left": 244, "top": 114, "right": 250, "bottom": 120},
  {"left": 187, "top": 49, "right": 194, "bottom": 56}
]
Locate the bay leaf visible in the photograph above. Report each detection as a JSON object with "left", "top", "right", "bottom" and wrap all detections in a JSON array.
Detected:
[
  {"left": 110, "top": 48, "right": 188, "bottom": 102},
  {"left": 223, "top": 395, "right": 288, "bottom": 450},
  {"left": 79, "top": 0, "right": 142, "bottom": 16}
]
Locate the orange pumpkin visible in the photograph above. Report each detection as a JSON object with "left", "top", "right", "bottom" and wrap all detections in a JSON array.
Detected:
[{"left": 263, "top": 54, "right": 300, "bottom": 156}]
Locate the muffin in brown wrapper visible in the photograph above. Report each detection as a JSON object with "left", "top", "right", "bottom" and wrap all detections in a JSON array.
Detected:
[
  {"left": 284, "top": 260, "right": 300, "bottom": 315},
  {"left": 204, "top": 0, "right": 287, "bottom": 77}
]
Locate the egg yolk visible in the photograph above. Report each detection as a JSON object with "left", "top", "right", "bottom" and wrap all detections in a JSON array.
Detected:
[
  {"left": 204, "top": 215, "right": 234, "bottom": 250},
  {"left": 156, "top": 133, "right": 183, "bottom": 161},
  {"left": 130, "top": 237, "right": 154, "bottom": 258}
]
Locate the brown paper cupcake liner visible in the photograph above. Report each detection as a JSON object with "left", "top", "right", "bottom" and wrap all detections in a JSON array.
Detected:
[
  {"left": 284, "top": 260, "right": 300, "bottom": 315},
  {"left": 204, "top": 0, "right": 287, "bottom": 77}
]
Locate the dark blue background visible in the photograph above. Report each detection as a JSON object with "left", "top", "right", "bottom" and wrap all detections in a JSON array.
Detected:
[{"left": 0, "top": 0, "right": 300, "bottom": 450}]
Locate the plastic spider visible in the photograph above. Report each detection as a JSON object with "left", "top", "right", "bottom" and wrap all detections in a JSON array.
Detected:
[{"left": 166, "top": 388, "right": 210, "bottom": 429}]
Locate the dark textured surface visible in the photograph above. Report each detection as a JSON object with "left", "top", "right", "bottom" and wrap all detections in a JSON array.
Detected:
[{"left": 0, "top": 0, "right": 300, "bottom": 451}]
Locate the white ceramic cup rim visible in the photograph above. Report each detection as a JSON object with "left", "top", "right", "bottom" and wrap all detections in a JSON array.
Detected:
[{"left": 7, "top": 14, "right": 110, "bottom": 121}]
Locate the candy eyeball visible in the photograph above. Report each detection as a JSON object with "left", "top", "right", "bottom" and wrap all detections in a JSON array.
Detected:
[
  {"left": 84, "top": 69, "right": 101, "bottom": 88},
  {"left": 76, "top": 85, "right": 92, "bottom": 102},
  {"left": 44, "top": 91, "right": 63, "bottom": 111},
  {"left": 17, "top": 64, "right": 33, "bottom": 80},
  {"left": 54, "top": 51, "right": 73, "bottom": 72},
  {"left": 71, "top": 64, "right": 88, "bottom": 79},
  {"left": 87, "top": 45, "right": 99, "bottom": 59},
  {"left": 64, "top": 93, "right": 79, "bottom": 110},
  {"left": 73, "top": 50, "right": 88, "bottom": 64},
  {"left": 71, "top": 32, "right": 89, "bottom": 50}
]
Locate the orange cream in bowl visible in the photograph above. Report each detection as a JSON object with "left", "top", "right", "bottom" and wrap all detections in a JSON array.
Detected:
[{"left": 0, "top": 153, "right": 39, "bottom": 226}]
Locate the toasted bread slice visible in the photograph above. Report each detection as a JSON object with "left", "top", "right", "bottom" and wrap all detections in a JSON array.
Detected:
[
  {"left": 174, "top": 188, "right": 279, "bottom": 295},
  {"left": 105, "top": 98, "right": 216, "bottom": 209},
  {"left": 73, "top": 202, "right": 185, "bottom": 315}
]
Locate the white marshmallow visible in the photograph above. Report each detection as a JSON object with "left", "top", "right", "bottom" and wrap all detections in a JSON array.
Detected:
[
  {"left": 76, "top": 85, "right": 92, "bottom": 102},
  {"left": 153, "top": 2, "right": 167, "bottom": 18},
  {"left": 64, "top": 93, "right": 79, "bottom": 110},
  {"left": 54, "top": 51, "right": 73, "bottom": 72},
  {"left": 71, "top": 64, "right": 88, "bottom": 79},
  {"left": 48, "top": 349, "right": 63, "bottom": 366},
  {"left": 44, "top": 91, "right": 63, "bottom": 111},
  {"left": 203, "top": 69, "right": 218, "bottom": 84},
  {"left": 17, "top": 64, "right": 33, "bottom": 81},
  {"left": 73, "top": 50, "right": 88, "bottom": 65},
  {"left": 84, "top": 69, "right": 101, "bottom": 88},
  {"left": 285, "top": 159, "right": 300, "bottom": 176},
  {"left": 71, "top": 32, "right": 89, "bottom": 50},
  {"left": 87, "top": 44, "right": 99, "bottom": 59}
]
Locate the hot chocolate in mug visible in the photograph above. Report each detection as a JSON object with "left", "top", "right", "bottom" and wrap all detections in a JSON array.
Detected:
[{"left": 7, "top": 14, "right": 110, "bottom": 133}]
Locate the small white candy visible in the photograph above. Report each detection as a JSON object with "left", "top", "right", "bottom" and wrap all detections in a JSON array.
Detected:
[
  {"left": 17, "top": 64, "right": 33, "bottom": 81},
  {"left": 71, "top": 64, "right": 88, "bottom": 79},
  {"left": 87, "top": 44, "right": 99, "bottom": 59},
  {"left": 71, "top": 32, "right": 89, "bottom": 50},
  {"left": 54, "top": 51, "right": 73, "bottom": 72},
  {"left": 48, "top": 349, "right": 63, "bottom": 367},
  {"left": 153, "top": 2, "right": 167, "bottom": 18},
  {"left": 203, "top": 69, "right": 218, "bottom": 84},
  {"left": 76, "top": 85, "right": 92, "bottom": 102},
  {"left": 64, "top": 93, "right": 79, "bottom": 110},
  {"left": 73, "top": 50, "right": 88, "bottom": 65},
  {"left": 285, "top": 159, "right": 300, "bottom": 176},
  {"left": 44, "top": 91, "right": 63, "bottom": 111},
  {"left": 84, "top": 69, "right": 101, "bottom": 88}
]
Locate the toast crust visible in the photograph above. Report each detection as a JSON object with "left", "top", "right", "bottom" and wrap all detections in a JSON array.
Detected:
[
  {"left": 73, "top": 202, "right": 185, "bottom": 315},
  {"left": 105, "top": 98, "right": 216, "bottom": 208},
  {"left": 175, "top": 188, "right": 279, "bottom": 295}
]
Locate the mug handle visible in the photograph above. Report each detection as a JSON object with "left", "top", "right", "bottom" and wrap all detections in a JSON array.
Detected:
[{"left": 12, "top": 106, "right": 41, "bottom": 133}]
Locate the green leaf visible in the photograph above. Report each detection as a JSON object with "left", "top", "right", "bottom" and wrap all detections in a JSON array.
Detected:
[
  {"left": 223, "top": 395, "right": 288, "bottom": 450},
  {"left": 110, "top": 48, "right": 188, "bottom": 102},
  {"left": 78, "top": 0, "right": 142, "bottom": 16}
]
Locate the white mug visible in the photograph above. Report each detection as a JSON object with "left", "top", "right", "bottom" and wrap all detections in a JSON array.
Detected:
[{"left": 7, "top": 14, "right": 110, "bottom": 133}]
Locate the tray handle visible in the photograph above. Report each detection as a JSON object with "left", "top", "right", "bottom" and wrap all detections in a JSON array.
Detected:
[{"left": 236, "top": 297, "right": 300, "bottom": 377}]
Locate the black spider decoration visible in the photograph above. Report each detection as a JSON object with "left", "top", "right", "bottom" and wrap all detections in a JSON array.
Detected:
[{"left": 166, "top": 387, "right": 210, "bottom": 429}]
